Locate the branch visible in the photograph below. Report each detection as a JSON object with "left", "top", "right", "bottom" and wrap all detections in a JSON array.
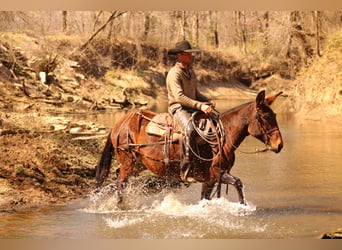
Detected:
[
  {"left": 80, "top": 11, "right": 126, "bottom": 51},
  {"left": 93, "top": 11, "right": 103, "bottom": 32}
]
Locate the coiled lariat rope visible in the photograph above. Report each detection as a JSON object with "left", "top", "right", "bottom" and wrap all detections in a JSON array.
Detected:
[{"left": 185, "top": 110, "right": 226, "bottom": 162}]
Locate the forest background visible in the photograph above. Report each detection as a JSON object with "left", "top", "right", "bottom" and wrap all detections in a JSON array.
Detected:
[{"left": 1, "top": 11, "right": 341, "bottom": 116}]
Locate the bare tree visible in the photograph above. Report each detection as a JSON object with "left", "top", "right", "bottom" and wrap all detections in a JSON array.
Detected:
[
  {"left": 2, "top": 10, "right": 342, "bottom": 65},
  {"left": 263, "top": 12, "right": 269, "bottom": 53},
  {"left": 207, "top": 11, "right": 219, "bottom": 48},
  {"left": 176, "top": 11, "right": 186, "bottom": 40},
  {"left": 235, "top": 11, "right": 248, "bottom": 54},
  {"left": 192, "top": 12, "right": 200, "bottom": 46},
  {"left": 143, "top": 12, "right": 151, "bottom": 41},
  {"left": 62, "top": 11, "right": 67, "bottom": 33},
  {"left": 314, "top": 11, "right": 323, "bottom": 57}
]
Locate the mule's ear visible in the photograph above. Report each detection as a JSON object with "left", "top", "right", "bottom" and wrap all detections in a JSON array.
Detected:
[
  {"left": 256, "top": 90, "right": 266, "bottom": 107},
  {"left": 265, "top": 91, "right": 283, "bottom": 106}
]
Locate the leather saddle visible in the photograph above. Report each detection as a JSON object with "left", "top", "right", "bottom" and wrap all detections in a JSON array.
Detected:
[
  {"left": 145, "top": 113, "right": 181, "bottom": 141},
  {"left": 145, "top": 112, "right": 215, "bottom": 144}
]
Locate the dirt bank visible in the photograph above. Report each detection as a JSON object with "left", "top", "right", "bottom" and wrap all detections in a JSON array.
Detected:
[
  {"left": 0, "top": 130, "right": 99, "bottom": 211},
  {"left": 287, "top": 31, "right": 342, "bottom": 122}
]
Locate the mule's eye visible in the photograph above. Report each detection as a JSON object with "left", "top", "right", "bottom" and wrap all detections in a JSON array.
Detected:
[
  {"left": 263, "top": 113, "right": 276, "bottom": 120},
  {"left": 262, "top": 113, "right": 270, "bottom": 120}
]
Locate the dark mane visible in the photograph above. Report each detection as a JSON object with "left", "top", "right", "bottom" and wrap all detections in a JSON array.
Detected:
[{"left": 220, "top": 101, "right": 254, "bottom": 116}]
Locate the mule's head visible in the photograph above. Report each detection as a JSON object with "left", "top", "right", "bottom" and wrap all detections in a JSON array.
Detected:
[{"left": 248, "top": 91, "right": 283, "bottom": 153}]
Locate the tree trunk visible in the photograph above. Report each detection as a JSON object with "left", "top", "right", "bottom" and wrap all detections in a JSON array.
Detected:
[
  {"left": 233, "top": 11, "right": 240, "bottom": 47},
  {"left": 107, "top": 16, "right": 115, "bottom": 40},
  {"left": 238, "top": 11, "right": 247, "bottom": 54},
  {"left": 263, "top": 11, "right": 269, "bottom": 53},
  {"left": 62, "top": 11, "right": 67, "bottom": 34},
  {"left": 214, "top": 12, "right": 219, "bottom": 48},
  {"left": 315, "top": 11, "right": 323, "bottom": 57},
  {"left": 192, "top": 12, "right": 199, "bottom": 46},
  {"left": 176, "top": 11, "right": 186, "bottom": 40},
  {"left": 207, "top": 11, "right": 219, "bottom": 48},
  {"left": 143, "top": 12, "right": 151, "bottom": 40}
]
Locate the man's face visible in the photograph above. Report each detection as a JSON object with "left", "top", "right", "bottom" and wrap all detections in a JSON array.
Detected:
[{"left": 177, "top": 52, "right": 193, "bottom": 65}]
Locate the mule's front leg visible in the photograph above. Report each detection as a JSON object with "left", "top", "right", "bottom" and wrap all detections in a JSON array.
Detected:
[
  {"left": 221, "top": 172, "right": 246, "bottom": 205},
  {"left": 201, "top": 182, "right": 216, "bottom": 200}
]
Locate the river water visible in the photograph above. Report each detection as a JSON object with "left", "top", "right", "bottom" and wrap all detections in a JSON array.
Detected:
[{"left": 1, "top": 97, "right": 341, "bottom": 239}]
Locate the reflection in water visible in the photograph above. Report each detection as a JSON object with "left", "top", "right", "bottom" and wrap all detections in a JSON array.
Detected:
[{"left": 0, "top": 97, "right": 341, "bottom": 239}]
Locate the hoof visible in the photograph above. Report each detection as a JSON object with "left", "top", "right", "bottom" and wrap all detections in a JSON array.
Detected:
[{"left": 240, "top": 200, "right": 247, "bottom": 206}]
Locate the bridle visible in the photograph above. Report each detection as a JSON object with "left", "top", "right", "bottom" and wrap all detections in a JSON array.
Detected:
[
  {"left": 254, "top": 108, "right": 280, "bottom": 145},
  {"left": 225, "top": 108, "right": 279, "bottom": 155}
]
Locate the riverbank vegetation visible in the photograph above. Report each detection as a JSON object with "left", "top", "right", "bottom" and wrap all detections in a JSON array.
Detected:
[
  {"left": 0, "top": 11, "right": 341, "bottom": 212},
  {"left": 0, "top": 11, "right": 341, "bottom": 115}
]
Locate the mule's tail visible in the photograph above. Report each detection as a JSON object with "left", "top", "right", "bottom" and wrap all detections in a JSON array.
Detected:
[{"left": 95, "top": 131, "right": 114, "bottom": 187}]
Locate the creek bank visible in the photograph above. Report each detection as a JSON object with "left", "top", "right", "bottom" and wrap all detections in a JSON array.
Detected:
[{"left": 0, "top": 129, "right": 99, "bottom": 212}]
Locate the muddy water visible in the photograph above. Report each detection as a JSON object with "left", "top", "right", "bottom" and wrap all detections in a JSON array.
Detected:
[{"left": 1, "top": 97, "right": 341, "bottom": 239}]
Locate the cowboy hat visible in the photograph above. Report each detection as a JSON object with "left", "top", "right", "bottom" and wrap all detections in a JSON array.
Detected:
[{"left": 167, "top": 40, "right": 200, "bottom": 55}]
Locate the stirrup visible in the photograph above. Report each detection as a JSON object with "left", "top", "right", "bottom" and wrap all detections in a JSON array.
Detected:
[
  {"left": 180, "top": 164, "right": 196, "bottom": 183},
  {"left": 181, "top": 176, "right": 197, "bottom": 183}
]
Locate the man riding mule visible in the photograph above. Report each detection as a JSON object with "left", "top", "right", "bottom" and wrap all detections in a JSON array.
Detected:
[
  {"left": 95, "top": 88, "right": 283, "bottom": 208},
  {"left": 95, "top": 41, "right": 284, "bottom": 209},
  {"left": 166, "top": 40, "right": 217, "bottom": 182}
]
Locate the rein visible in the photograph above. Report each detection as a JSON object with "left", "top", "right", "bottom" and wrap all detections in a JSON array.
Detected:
[{"left": 225, "top": 135, "right": 268, "bottom": 154}]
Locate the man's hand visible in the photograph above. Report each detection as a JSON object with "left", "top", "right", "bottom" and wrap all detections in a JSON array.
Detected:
[
  {"left": 208, "top": 100, "right": 216, "bottom": 107},
  {"left": 200, "top": 103, "right": 213, "bottom": 115},
  {"left": 200, "top": 100, "right": 216, "bottom": 115}
]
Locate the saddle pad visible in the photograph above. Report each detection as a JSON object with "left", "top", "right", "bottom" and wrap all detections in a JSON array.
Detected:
[{"left": 145, "top": 113, "right": 174, "bottom": 137}]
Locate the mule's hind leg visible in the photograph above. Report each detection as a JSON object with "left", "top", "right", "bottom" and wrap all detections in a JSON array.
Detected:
[{"left": 221, "top": 172, "right": 246, "bottom": 205}]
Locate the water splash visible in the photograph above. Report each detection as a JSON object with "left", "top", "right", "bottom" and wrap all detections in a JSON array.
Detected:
[
  {"left": 82, "top": 189, "right": 266, "bottom": 238},
  {"left": 81, "top": 184, "right": 120, "bottom": 213},
  {"left": 151, "top": 193, "right": 256, "bottom": 217},
  {"left": 82, "top": 185, "right": 257, "bottom": 216},
  {"left": 104, "top": 216, "right": 144, "bottom": 229}
]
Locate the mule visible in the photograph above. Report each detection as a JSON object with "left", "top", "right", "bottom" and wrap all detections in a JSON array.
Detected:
[{"left": 95, "top": 90, "right": 283, "bottom": 207}]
